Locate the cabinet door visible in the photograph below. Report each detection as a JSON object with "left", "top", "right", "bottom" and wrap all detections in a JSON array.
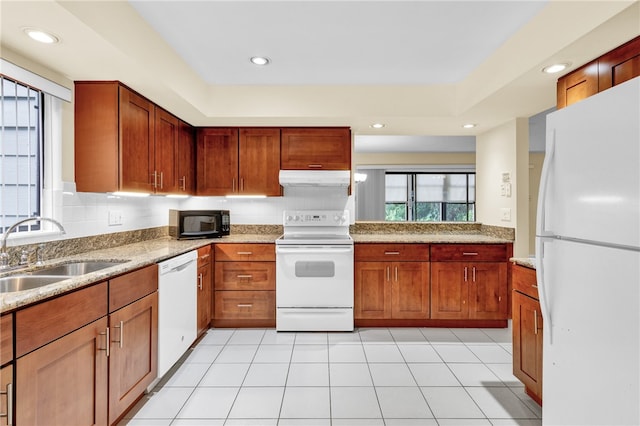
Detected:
[
  {"left": 0, "top": 365, "right": 11, "bottom": 426},
  {"left": 468, "top": 262, "right": 508, "bottom": 320},
  {"left": 108, "top": 292, "right": 158, "bottom": 423},
  {"left": 154, "top": 108, "right": 179, "bottom": 194},
  {"left": 177, "top": 120, "right": 195, "bottom": 194},
  {"left": 598, "top": 36, "right": 640, "bottom": 91},
  {"left": 280, "top": 127, "right": 351, "bottom": 170},
  {"left": 16, "top": 317, "right": 109, "bottom": 426},
  {"left": 354, "top": 262, "right": 391, "bottom": 319},
  {"left": 556, "top": 61, "right": 599, "bottom": 109},
  {"left": 119, "top": 86, "right": 155, "bottom": 192},
  {"left": 239, "top": 128, "right": 281, "bottom": 196},
  {"left": 392, "top": 262, "right": 430, "bottom": 319},
  {"left": 512, "top": 291, "right": 543, "bottom": 402},
  {"left": 430, "top": 262, "right": 467, "bottom": 320},
  {"left": 197, "top": 259, "right": 212, "bottom": 336},
  {"left": 196, "top": 128, "right": 239, "bottom": 195}
]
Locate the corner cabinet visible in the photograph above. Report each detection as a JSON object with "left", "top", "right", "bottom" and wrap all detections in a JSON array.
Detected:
[
  {"left": 354, "top": 244, "right": 430, "bottom": 324},
  {"left": 281, "top": 127, "right": 351, "bottom": 170},
  {"left": 430, "top": 244, "right": 509, "bottom": 321},
  {"left": 75, "top": 81, "right": 194, "bottom": 195},
  {"left": 196, "top": 128, "right": 281, "bottom": 196},
  {"left": 512, "top": 264, "right": 543, "bottom": 406}
]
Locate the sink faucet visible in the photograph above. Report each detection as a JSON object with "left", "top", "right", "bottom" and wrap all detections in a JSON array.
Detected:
[{"left": 0, "top": 216, "right": 66, "bottom": 270}]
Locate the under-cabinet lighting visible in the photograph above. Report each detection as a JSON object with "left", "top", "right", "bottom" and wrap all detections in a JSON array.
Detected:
[
  {"left": 110, "top": 191, "right": 151, "bottom": 198},
  {"left": 225, "top": 194, "right": 267, "bottom": 199},
  {"left": 165, "top": 194, "right": 189, "bottom": 199}
]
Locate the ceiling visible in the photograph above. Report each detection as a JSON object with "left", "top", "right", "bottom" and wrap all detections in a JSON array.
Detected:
[{"left": 1, "top": 1, "right": 639, "bottom": 152}]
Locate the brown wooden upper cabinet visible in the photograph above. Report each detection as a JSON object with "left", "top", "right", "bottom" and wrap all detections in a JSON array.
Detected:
[
  {"left": 281, "top": 127, "right": 351, "bottom": 170},
  {"left": 557, "top": 36, "right": 640, "bottom": 109},
  {"left": 75, "top": 81, "right": 195, "bottom": 194},
  {"left": 196, "top": 127, "right": 281, "bottom": 196}
]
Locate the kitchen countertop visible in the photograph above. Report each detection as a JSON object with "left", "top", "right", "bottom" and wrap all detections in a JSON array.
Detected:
[
  {"left": 352, "top": 234, "right": 513, "bottom": 244},
  {"left": 1, "top": 231, "right": 513, "bottom": 313},
  {"left": 511, "top": 257, "right": 536, "bottom": 269},
  {"left": 0, "top": 234, "right": 280, "bottom": 314}
]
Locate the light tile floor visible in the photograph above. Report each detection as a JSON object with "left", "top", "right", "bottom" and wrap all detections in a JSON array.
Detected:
[{"left": 118, "top": 326, "right": 542, "bottom": 426}]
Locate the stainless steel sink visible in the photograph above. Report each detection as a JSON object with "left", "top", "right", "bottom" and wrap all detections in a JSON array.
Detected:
[
  {"left": 30, "top": 260, "right": 125, "bottom": 276},
  {"left": 0, "top": 275, "right": 70, "bottom": 293}
]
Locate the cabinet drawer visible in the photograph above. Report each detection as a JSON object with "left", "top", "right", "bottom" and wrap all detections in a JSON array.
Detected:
[
  {"left": 198, "top": 244, "right": 212, "bottom": 266},
  {"left": 0, "top": 313, "right": 12, "bottom": 366},
  {"left": 215, "top": 244, "right": 275, "bottom": 261},
  {"left": 513, "top": 264, "right": 539, "bottom": 299},
  {"left": 16, "top": 281, "right": 108, "bottom": 357},
  {"left": 355, "top": 243, "right": 429, "bottom": 262},
  {"left": 214, "top": 291, "right": 275, "bottom": 320},
  {"left": 215, "top": 262, "right": 275, "bottom": 291},
  {"left": 109, "top": 265, "right": 158, "bottom": 312},
  {"left": 430, "top": 244, "right": 507, "bottom": 262}
]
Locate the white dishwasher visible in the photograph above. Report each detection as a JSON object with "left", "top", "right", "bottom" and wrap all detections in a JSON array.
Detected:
[{"left": 157, "top": 250, "right": 198, "bottom": 379}]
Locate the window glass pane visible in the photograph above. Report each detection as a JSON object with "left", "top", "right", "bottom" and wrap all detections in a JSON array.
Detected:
[
  {"left": 416, "top": 202, "right": 442, "bottom": 221},
  {"left": 0, "top": 76, "right": 42, "bottom": 233},
  {"left": 445, "top": 174, "right": 467, "bottom": 202},
  {"left": 445, "top": 203, "right": 469, "bottom": 221},
  {"left": 385, "top": 203, "right": 407, "bottom": 221},
  {"left": 385, "top": 174, "right": 408, "bottom": 202},
  {"left": 469, "top": 174, "right": 475, "bottom": 202},
  {"left": 416, "top": 174, "right": 445, "bottom": 202}
]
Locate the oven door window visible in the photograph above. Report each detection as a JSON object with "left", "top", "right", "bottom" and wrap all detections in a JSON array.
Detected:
[{"left": 295, "top": 261, "right": 335, "bottom": 278}]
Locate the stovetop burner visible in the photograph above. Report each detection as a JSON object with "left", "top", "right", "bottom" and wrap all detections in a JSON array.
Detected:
[{"left": 277, "top": 209, "right": 352, "bottom": 246}]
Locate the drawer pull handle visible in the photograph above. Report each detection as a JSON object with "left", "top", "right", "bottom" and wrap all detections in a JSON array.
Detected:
[
  {"left": 200, "top": 254, "right": 210, "bottom": 260},
  {"left": 237, "top": 304, "right": 253, "bottom": 308},
  {"left": 462, "top": 252, "right": 479, "bottom": 256},
  {"left": 237, "top": 274, "right": 253, "bottom": 279},
  {"left": 237, "top": 251, "right": 253, "bottom": 255},
  {"left": 0, "top": 382, "right": 13, "bottom": 425},
  {"left": 384, "top": 251, "right": 400, "bottom": 255},
  {"left": 532, "top": 285, "right": 538, "bottom": 289},
  {"left": 308, "top": 164, "right": 323, "bottom": 169}
]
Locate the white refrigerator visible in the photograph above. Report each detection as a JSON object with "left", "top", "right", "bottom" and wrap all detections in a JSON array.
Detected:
[{"left": 535, "top": 76, "right": 640, "bottom": 425}]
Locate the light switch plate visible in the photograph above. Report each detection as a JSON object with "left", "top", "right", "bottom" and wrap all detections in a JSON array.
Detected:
[{"left": 501, "top": 208, "right": 511, "bottom": 221}]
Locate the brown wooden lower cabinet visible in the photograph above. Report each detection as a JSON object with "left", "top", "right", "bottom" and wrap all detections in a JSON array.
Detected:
[
  {"left": 14, "top": 266, "right": 159, "bottom": 425},
  {"left": 108, "top": 292, "right": 158, "bottom": 423},
  {"left": 17, "top": 316, "right": 109, "bottom": 426},
  {"left": 512, "top": 264, "right": 542, "bottom": 405},
  {"left": 197, "top": 244, "right": 212, "bottom": 336},
  {"left": 0, "top": 364, "right": 13, "bottom": 426},
  {"left": 354, "top": 261, "right": 429, "bottom": 320},
  {"left": 431, "top": 262, "right": 508, "bottom": 320}
]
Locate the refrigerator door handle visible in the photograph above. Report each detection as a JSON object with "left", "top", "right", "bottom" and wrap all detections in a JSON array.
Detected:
[
  {"left": 536, "top": 129, "right": 556, "bottom": 238},
  {"left": 535, "top": 236, "right": 553, "bottom": 344}
]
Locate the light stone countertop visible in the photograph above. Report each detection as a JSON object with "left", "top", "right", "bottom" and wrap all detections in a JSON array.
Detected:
[
  {"left": 0, "top": 235, "right": 280, "bottom": 313},
  {"left": 511, "top": 257, "right": 536, "bottom": 269},
  {"left": 352, "top": 234, "right": 513, "bottom": 244}
]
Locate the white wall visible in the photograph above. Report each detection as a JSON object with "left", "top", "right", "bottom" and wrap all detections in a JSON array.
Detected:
[{"left": 476, "top": 118, "right": 530, "bottom": 257}]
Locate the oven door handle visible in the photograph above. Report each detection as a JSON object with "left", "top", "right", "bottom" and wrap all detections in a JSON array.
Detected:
[{"left": 276, "top": 246, "right": 353, "bottom": 254}]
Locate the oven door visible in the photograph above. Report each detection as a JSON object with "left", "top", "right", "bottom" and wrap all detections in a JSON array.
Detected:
[{"left": 276, "top": 244, "right": 354, "bottom": 308}]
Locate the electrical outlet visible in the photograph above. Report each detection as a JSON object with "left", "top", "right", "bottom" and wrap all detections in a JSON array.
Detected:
[
  {"left": 501, "top": 208, "right": 511, "bottom": 222},
  {"left": 108, "top": 210, "right": 123, "bottom": 226}
]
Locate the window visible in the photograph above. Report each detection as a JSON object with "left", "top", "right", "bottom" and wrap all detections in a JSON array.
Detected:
[
  {"left": 385, "top": 172, "right": 475, "bottom": 222},
  {"left": 0, "top": 75, "right": 43, "bottom": 233}
]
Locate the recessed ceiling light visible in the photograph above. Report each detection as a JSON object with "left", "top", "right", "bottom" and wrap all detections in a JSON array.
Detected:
[
  {"left": 23, "top": 28, "right": 59, "bottom": 44},
  {"left": 250, "top": 56, "right": 270, "bottom": 66},
  {"left": 542, "top": 63, "right": 570, "bottom": 74},
  {"left": 462, "top": 123, "right": 476, "bottom": 129},
  {"left": 370, "top": 123, "right": 385, "bottom": 129}
]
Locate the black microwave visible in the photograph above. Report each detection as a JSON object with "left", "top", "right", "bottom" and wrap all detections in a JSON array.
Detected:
[{"left": 169, "top": 210, "right": 230, "bottom": 239}]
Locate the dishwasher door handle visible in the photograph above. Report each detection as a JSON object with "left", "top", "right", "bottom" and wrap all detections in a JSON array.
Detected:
[{"left": 167, "top": 258, "right": 197, "bottom": 273}]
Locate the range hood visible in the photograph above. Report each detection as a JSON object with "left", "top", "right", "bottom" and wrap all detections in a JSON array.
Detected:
[{"left": 279, "top": 170, "right": 351, "bottom": 187}]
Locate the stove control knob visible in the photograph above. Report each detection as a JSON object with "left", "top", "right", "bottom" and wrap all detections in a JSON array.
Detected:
[
  {"left": 286, "top": 215, "right": 294, "bottom": 222},
  {"left": 334, "top": 214, "right": 345, "bottom": 223}
]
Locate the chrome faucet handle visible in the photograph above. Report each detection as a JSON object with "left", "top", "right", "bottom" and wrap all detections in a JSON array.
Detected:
[
  {"left": 20, "top": 249, "right": 30, "bottom": 265},
  {"left": 35, "top": 243, "right": 46, "bottom": 266}
]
